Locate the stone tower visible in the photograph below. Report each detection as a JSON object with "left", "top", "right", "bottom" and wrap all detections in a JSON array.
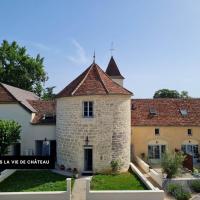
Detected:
[
  {"left": 56, "top": 61, "right": 132, "bottom": 173},
  {"left": 106, "top": 56, "right": 124, "bottom": 86}
]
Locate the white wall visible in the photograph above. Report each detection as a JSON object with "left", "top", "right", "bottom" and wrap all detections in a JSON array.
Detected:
[
  {"left": 0, "top": 192, "right": 69, "bottom": 200},
  {"left": 0, "top": 170, "right": 16, "bottom": 183},
  {"left": 135, "top": 156, "right": 150, "bottom": 174},
  {"left": 0, "top": 103, "right": 56, "bottom": 155},
  {"left": 135, "top": 157, "right": 163, "bottom": 187},
  {"left": 149, "top": 169, "right": 163, "bottom": 187},
  {"left": 130, "top": 163, "right": 156, "bottom": 190}
]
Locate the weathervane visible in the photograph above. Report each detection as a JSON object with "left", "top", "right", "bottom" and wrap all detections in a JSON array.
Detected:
[{"left": 110, "top": 42, "right": 115, "bottom": 56}]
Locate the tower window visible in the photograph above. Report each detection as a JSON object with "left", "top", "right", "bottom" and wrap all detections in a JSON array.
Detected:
[
  {"left": 187, "top": 129, "right": 192, "bottom": 136},
  {"left": 155, "top": 128, "right": 160, "bottom": 135},
  {"left": 83, "top": 101, "right": 93, "bottom": 118}
]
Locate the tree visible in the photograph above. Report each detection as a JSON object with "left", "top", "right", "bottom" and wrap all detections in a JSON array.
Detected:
[
  {"left": 153, "top": 89, "right": 190, "bottom": 99},
  {"left": 0, "top": 120, "right": 21, "bottom": 156},
  {"left": 161, "top": 151, "right": 185, "bottom": 178},
  {"left": 180, "top": 91, "right": 190, "bottom": 99},
  {"left": 0, "top": 40, "right": 48, "bottom": 96},
  {"left": 42, "top": 86, "right": 56, "bottom": 100},
  {"left": 154, "top": 89, "right": 180, "bottom": 98}
]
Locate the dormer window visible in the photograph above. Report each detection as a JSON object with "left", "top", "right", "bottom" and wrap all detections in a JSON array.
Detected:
[
  {"left": 83, "top": 101, "right": 93, "bottom": 118},
  {"left": 149, "top": 107, "right": 157, "bottom": 116},
  {"left": 180, "top": 109, "right": 188, "bottom": 116}
]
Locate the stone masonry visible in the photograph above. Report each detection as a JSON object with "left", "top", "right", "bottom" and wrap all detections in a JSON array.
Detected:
[{"left": 56, "top": 95, "right": 131, "bottom": 173}]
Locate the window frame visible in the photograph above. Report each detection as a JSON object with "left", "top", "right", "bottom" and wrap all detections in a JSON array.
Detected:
[
  {"left": 148, "top": 144, "right": 166, "bottom": 160},
  {"left": 187, "top": 129, "right": 192, "bottom": 136},
  {"left": 83, "top": 101, "right": 94, "bottom": 118},
  {"left": 155, "top": 128, "right": 160, "bottom": 135}
]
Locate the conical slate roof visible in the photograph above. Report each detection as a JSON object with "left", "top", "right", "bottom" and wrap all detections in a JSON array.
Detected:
[
  {"left": 106, "top": 56, "right": 124, "bottom": 79},
  {"left": 56, "top": 62, "right": 132, "bottom": 97}
]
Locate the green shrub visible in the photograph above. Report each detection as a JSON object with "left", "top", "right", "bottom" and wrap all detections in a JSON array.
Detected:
[
  {"left": 167, "top": 183, "right": 178, "bottom": 194},
  {"left": 167, "top": 183, "right": 191, "bottom": 200},
  {"left": 110, "top": 160, "right": 121, "bottom": 174},
  {"left": 190, "top": 180, "right": 200, "bottom": 192},
  {"left": 161, "top": 152, "right": 185, "bottom": 178}
]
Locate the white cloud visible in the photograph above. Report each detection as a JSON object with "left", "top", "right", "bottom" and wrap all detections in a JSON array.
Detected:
[
  {"left": 29, "top": 42, "right": 51, "bottom": 51},
  {"left": 67, "top": 39, "right": 90, "bottom": 65}
]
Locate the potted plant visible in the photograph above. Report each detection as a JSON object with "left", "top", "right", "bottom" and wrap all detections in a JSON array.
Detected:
[
  {"left": 73, "top": 168, "right": 79, "bottom": 178},
  {"left": 60, "top": 164, "right": 65, "bottom": 171},
  {"left": 141, "top": 153, "right": 145, "bottom": 160}
]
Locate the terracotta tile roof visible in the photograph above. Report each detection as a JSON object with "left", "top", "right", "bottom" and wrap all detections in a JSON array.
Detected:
[
  {"left": 106, "top": 56, "right": 124, "bottom": 79},
  {"left": 0, "top": 83, "right": 40, "bottom": 112},
  {"left": 131, "top": 99, "right": 200, "bottom": 126},
  {"left": 28, "top": 100, "right": 56, "bottom": 124},
  {"left": 57, "top": 62, "right": 132, "bottom": 97},
  {"left": 0, "top": 84, "right": 16, "bottom": 102}
]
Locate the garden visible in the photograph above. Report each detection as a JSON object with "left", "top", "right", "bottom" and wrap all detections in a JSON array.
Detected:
[
  {"left": 0, "top": 170, "right": 73, "bottom": 192},
  {"left": 91, "top": 170, "right": 148, "bottom": 190},
  {"left": 156, "top": 152, "right": 200, "bottom": 200}
]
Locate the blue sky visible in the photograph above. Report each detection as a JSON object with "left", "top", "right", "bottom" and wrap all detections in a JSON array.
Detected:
[{"left": 0, "top": 0, "right": 200, "bottom": 98}]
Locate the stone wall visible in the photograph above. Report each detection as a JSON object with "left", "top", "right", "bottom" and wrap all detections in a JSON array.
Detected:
[{"left": 56, "top": 95, "right": 131, "bottom": 173}]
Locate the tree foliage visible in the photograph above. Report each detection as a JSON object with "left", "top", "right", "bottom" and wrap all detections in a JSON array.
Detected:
[
  {"left": 42, "top": 86, "right": 56, "bottom": 100},
  {"left": 153, "top": 89, "right": 190, "bottom": 99},
  {"left": 0, "top": 120, "right": 21, "bottom": 156},
  {"left": 0, "top": 40, "right": 48, "bottom": 96},
  {"left": 161, "top": 151, "right": 185, "bottom": 178}
]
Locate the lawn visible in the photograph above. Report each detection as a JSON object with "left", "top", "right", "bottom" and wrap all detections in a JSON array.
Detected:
[
  {"left": 0, "top": 170, "right": 73, "bottom": 192},
  {"left": 91, "top": 170, "right": 148, "bottom": 190}
]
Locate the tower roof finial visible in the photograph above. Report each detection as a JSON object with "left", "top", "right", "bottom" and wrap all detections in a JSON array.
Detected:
[
  {"left": 93, "top": 50, "right": 95, "bottom": 63},
  {"left": 110, "top": 42, "right": 115, "bottom": 56}
]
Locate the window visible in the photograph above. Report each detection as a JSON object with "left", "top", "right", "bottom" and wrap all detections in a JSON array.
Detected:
[
  {"left": 180, "top": 109, "right": 188, "bottom": 116},
  {"left": 148, "top": 145, "right": 166, "bottom": 159},
  {"left": 181, "top": 144, "right": 199, "bottom": 158},
  {"left": 83, "top": 101, "right": 93, "bottom": 117},
  {"left": 188, "top": 129, "right": 192, "bottom": 136},
  {"left": 149, "top": 107, "right": 157, "bottom": 116},
  {"left": 155, "top": 128, "right": 160, "bottom": 135}
]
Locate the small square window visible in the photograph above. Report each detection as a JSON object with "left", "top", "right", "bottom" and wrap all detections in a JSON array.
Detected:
[
  {"left": 187, "top": 129, "right": 192, "bottom": 136},
  {"left": 83, "top": 101, "right": 93, "bottom": 118},
  {"left": 155, "top": 128, "right": 160, "bottom": 135}
]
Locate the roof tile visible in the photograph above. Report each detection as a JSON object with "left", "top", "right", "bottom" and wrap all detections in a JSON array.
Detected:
[
  {"left": 131, "top": 99, "right": 200, "bottom": 126},
  {"left": 57, "top": 63, "right": 132, "bottom": 97}
]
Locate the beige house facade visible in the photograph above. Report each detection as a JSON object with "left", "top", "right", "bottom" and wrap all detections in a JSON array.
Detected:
[{"left": 131, "top": 99, "right": 200, "bottom": 164}]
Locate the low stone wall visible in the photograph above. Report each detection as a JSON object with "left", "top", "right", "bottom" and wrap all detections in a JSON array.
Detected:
[
  {"left": 0, "top": 178, "right": 71, "bottom": 200},
  {"left": 135, "top": 156, "right": 163, "bottom": 187},
  {"left": 149, "top": 168, "right": 163, "bottom": 187},
  {"left": 86, "top": 163, "right": 164, "bottom": 200},
  {"left": 163, "top": 177, "right": 200, "bottom": 191},
  {"left": 0, "top": 170, "right": 16, "bottom": 183},
  {"left": 135, "top": 156, "right": 150, "bottom": 173},
  {"left": 130, "top": 163, "right": 156, "bottom": 190},
  {"left": 86, "top": 189, "right": 165, "bottom": 200}
]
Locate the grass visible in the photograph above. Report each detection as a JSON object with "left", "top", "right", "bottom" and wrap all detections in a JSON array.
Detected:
[
  {"left": 91, "top": 170, "right": 148, "bottom": 190},
  {"left": 0, "top": 170, "right": 74, "bottom": 192}
]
